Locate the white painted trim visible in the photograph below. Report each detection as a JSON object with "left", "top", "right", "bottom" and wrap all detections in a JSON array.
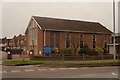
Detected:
[
  {"left": 43, "top": 29, "right": 46, "bottom": 46},
  {"left": 32, "top": 16, "right": 42, "bottom": 29},
  {"left": 25, "top": 17, "right": 32, "bottom": 34},
  {"left": 108, "top": 43, "right": 119, "bottom": 46}
]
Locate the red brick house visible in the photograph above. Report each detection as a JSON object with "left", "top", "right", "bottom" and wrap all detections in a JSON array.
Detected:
[
  {"left": 1, "top": 37, "right": 11, "bottom": 50},
  {"left": 9, "top": 34, "right": 26, "bottom": 51},
  {"left": 25, "top": 16, "right": 112, "bottom": 56}
]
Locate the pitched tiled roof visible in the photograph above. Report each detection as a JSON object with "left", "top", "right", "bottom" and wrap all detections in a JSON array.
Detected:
[{"left": 33, "top": 16, "right": 112, "bottom": 34}]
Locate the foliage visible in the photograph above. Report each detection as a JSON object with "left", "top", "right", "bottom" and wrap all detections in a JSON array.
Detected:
[
  {"left": 52, "top": 47, "right": 59, "bottom": 55},
  {"left": 6, "top": 48, "right": 11, "bottom": 52},
  {"left": 69, "top": 35, "right": 80, "bottom": 56},
  {"left": 5, "top": 48, "right": 23, "bottom": 54},
  {"left": 17, "top": 49, "right": 23, "bottom": 54},
  {"left": 103, "top": 48, "right": 107, "bottom": 54},
  {"left": 95, "top": 47, "right": 104, "bottom": 56},
  {"left": 79, "top": 44, "right": 89, "bottom": 55},
  {"left": 62, "top": 48, "right": 72, "bottom": 56},
  {"left": 88, "top": 49, "right": 98, "bottom": 56}
]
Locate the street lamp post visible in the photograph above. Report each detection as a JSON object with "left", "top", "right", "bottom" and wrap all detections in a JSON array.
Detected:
[{"left": 113, "top": 0, "right": 116, "bottom": 60}]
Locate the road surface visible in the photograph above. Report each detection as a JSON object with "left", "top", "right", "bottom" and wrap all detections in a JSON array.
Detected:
[{"left": 2, "top": 65, "right": 119, "bottom": 78}]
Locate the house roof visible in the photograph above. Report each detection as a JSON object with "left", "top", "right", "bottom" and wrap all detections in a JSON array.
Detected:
[
  {"left": 10, "top": 34, "right": 26, "bottom": 43},
  {"left": 32, "top": 16, "right": 112, "bottom": 34}
]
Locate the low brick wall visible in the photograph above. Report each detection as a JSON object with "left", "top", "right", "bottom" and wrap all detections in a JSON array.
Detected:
[{"left": 30, "top": 55, "right": 119, "bottom": 61}]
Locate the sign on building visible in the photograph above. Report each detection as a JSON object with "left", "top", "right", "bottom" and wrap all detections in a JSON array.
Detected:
[{"left": 43, "top": 46, "right": 52, "bottom": 54}]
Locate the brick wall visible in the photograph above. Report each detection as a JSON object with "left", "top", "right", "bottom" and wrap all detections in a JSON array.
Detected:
[
  {"left": 46, "top": 31, "right": 50, "bottom": 46},
  {"left": 59, "top": 32, "right": 66, "bottom": 49},
  {"left": 44, "top": 31, "right": 112, "bottom": 51},
  {"left": 26, "top": 24, "right": 112, "bottom": 56},
  {"left": 37, "top": 27, "right": 43, "bottom": 55},
  {"left": 84, "top": 33, "right": 93, "bottom": 49}
]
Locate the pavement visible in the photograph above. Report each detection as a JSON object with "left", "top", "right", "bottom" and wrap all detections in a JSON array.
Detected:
[
  {"left": 2, "top": 65, "right": 119, "bottom": 78},
  {"left": 0, "top": 51, "right": 30, "bottom": 61},
  {"left": 0, "top": 51, "right": 119, "bottom": 78}
]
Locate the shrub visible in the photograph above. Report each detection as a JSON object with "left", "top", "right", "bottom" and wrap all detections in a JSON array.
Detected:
[
  {"left": 17, "top": 49, "right": 23, "bottom": 54},
  {"left": 95, "top": 47, "right": 104, "bottom": 56},
  {"left": 62, "top": 48, "right": 72, "bottom": 56},
  {"left": 52, "top": 47, "right": 59, "bottom": 56},
  {"left": 103, "top": 48, "right": 107, "bottom": 55},
  {"left": 79, "top": 45, "right": 89, "bottom": 56},
  {"left": 89, "top": 49, "right": 98, "bottom": 56}
]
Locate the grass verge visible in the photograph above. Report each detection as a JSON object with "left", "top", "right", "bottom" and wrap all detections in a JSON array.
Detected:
[{"left": 4, "top": 60, "right": 119, "bottom": 65}]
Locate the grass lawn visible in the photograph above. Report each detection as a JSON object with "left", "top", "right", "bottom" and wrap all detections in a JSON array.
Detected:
[{"left": 4, "top": 60, "right": 119, "bottom": 65}]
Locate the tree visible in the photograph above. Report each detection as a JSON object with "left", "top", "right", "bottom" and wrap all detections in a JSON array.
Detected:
[
  {"left": 69, "top": 35, "right": 80, "bottom": 56},
  {"left": 95, "top": 47, "right": 104, "bottom": 59}
]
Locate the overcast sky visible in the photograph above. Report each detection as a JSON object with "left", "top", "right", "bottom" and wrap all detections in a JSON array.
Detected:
[{"left": 1, "top": 2, "right": 119, "bottom": 38}]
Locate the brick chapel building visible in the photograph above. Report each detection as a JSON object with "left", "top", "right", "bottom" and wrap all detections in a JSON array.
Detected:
[{"left": 25, "top": 16, "right": 112, "bottom": 56}]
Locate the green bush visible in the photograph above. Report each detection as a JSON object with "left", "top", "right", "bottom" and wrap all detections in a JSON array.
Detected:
[
  {"left": 17, "top": 49, "right": 23, "bottom": 54},
  {"left": 87, "top": 48, "right": 98, "bottom": 56},
  {"left": 52, "top": 47, "right": 59, "bottom": 56},
  {"left": 95, "top": 47, "right": 104, "bottom": 56},
  {"left": 103, "top": 48, "right": 107, "bottom": 55},
  {"left": 79, "top": 45, "right": 89, "bottom": 56},
  {"left": 62, "top": 48, "right": 72, "bottom": 56}
]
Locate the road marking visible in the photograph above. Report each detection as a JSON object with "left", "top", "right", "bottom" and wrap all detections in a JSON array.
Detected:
[
  {"left": 68, "top": 68, "right": 78, "bottom": 70},
  {"left": 58, "top": 68, "right": 66, "bottom": 70},
  {"left": 49, "top": 68, "right": 56, "bottom": 70},
  {"left": 25, "top": 69, "right": 35, "bottom": 72},
  {"left": 93, "top": 67, "right": 100, "bottom": 69},
  {"left": 2, "top": 71, "right": 7, "bottom": 73},
  {"left": 38, "top": 69, "right": 47, "bottom": 71},
  {"left": 112, "top": 72, "right": 117, "bottom": 75},
  {"left": 58, "top": 68, "right": 68, "bottom": 70},
  {"left": 81, "top": 67, "right": 88, "bottom": 69},
  {"left": 11, "top": 70, "right": 21, "bottom": 73}
]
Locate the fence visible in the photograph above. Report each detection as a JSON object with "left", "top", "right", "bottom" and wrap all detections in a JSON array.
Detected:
[{"left": 31, "top": 55, "right": 120, "bottom": 61}]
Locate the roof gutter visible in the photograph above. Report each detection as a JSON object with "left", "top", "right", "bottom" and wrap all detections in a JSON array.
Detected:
[{"left": 44, "top": 29, "right": 112, "bottom": 35}]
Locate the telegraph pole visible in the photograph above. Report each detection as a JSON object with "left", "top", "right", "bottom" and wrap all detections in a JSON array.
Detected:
[{"left": 113, "top": 0, "right": 116, "bottom": 60}]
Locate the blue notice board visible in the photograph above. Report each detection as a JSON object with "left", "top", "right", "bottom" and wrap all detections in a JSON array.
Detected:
[{"left": 43, "top": 46, "right": 52, "bottom": 54}]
